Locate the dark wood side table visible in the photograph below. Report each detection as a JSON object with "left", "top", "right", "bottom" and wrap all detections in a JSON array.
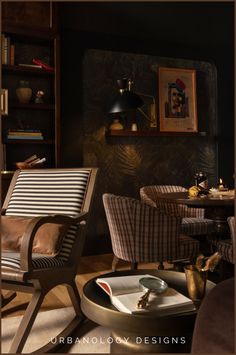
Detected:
[{"left": 81, "top": 269, "right": 215, "bottom": 353}]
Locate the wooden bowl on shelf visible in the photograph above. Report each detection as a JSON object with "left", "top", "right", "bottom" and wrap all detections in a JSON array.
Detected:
[{"left": 15, "top": 162, "right": 44, "bottom": 169}]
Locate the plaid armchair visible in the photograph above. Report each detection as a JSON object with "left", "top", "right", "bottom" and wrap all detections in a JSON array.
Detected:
[
  {"left": 103, "top": 193, "right": 199, "bottom": 271},
  {"left": 216, "top": 216, "right": 235, "bottom": 264},
  {"left": 140, "top": 185, "right": 215, "bottom": 237}
]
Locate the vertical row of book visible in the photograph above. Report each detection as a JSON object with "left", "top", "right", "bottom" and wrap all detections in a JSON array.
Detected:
[{"left": 1, "top": 33, "right": 15, "bottom": 65}]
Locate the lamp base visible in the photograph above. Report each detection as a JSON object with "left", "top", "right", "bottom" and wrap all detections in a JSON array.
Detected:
[{"left": 109, "top": 119, "right": 124, "bottom": 130}]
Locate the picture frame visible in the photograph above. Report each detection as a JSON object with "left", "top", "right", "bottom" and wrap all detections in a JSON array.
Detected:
[
  {"left": 1, "top": 89, "right": 8, "bottom": 115},
  {"left": 158, "top": 67, "right": 197, "bottom": 132}
]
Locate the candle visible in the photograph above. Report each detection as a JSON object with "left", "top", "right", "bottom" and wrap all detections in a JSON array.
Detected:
[{"left": 218, "top": 178, "right": 227, "bottom": 191}]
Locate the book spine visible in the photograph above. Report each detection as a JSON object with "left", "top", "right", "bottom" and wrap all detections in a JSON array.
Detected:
[
  {"left": 18, "top": 64, "right": 42, "bottom": 69},
  {"left": 8, "top": 128, "right": 41, "bottom": 133},
  {"left": 3, "top": 35, "right": 9, "bottom": 64},
  {"left": 1, "top": 34, "right": 5, "bottom": 64},
  {"left": 7, "top": 135, "right": 43, "bottom": 140},
  {"left": 10, "top": 44, "right": 15, "bottom": 65},
  {"left": 8, "top": 132, "right": 42, "bottom": 136}
]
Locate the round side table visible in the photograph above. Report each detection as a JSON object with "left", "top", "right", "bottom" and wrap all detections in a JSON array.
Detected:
[{"left": 81, "top": 269, "right": 215, "bottom": 353}]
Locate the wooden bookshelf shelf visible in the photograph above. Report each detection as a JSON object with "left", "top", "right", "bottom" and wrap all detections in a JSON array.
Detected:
[
  {"left": 107, "top": 130, "right": 207, "bottom": 137},
  {"left": 5, "top": 139, "right": 55, "bottom": 145},
  {"left": 10, "top": 102, "right": 55, "bottom": 110},
  {"left": 2, "top": 64, "right": 54, "bottom": 76}
]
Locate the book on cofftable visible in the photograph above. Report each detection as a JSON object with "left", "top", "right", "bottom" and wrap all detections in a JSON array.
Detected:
[{"left": 96, "top": 274, "right": 196, "bottom": 316}]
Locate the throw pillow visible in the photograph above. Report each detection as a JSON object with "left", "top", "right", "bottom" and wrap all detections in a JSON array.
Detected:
[{"left": 1, "top": 215, "right": 67, "bottom": 256}]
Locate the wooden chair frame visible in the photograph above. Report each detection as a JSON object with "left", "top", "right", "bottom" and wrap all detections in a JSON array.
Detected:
[{"left": 1, "top": 168, "right": 98, "bottom": 353}]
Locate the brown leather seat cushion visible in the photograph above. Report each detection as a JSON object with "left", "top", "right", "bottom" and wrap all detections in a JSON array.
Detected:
[{"left": 1, "top": 216, "right": 67, "bottom": 256}]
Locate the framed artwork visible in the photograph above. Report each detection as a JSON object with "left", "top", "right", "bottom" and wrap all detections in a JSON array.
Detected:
[
  {"left": 1, "top": 89, "right": 8, "bottom": 115},
  {"left": 158, "top": 67, "right": 197, "bottom": 132}
]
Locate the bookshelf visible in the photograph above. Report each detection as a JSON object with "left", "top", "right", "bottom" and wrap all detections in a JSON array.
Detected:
[{"left": 1, "top": 2, "right": 60, "bottom": 172}]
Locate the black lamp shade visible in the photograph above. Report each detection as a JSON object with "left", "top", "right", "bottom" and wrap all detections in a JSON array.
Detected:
[{"left": 108, "top": 91, "right": 144, "bottom": 114}]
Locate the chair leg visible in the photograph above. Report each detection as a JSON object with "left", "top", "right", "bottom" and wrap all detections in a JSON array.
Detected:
[
  {"left": 66, "top": 280, "right": 84, "bottom": 318},
  {"left": 157, "top": 262, "right": 165, "bottom": 270},
  {"left": 9, "top": 289, "right": 45, "bottom": 353},
  {"left": 131, "top": 261, "right": 138, "bottom": 270},
  {"left": 112, "top": 255, "right": 119, "bottom": 272}
]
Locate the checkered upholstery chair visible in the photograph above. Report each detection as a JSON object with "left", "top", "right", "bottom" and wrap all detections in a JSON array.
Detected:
[
  {"left": 1, "top": 168, "right": 98, "bottom": 353},
  {"left": 140, "top": 185, "right": 215, "bottom": 236},
  {"left": 216, "top": 216, "right": 235, "bottom": 264},
  {"left": 103, "top": 193, "right": 199, "bottom": 271}
]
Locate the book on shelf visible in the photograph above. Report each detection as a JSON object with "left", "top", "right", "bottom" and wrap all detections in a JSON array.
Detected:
[
  {"left": 8, "top": 128, "right": 42, "bottom": 133},
  {"left": 18, "top": 63, "right": 42, "bottom": 69},
  {"left": 96, "top": 274, "right": 196, "bottom": 316},
  {"left": 8, "top": 131, "right": 43, "bottom": 137},
  {"left": 7, "top": 135, "right": 44, "bottom": 140},
  {"left": 1, "top": 33, "right": 10, "bottom": 65}
]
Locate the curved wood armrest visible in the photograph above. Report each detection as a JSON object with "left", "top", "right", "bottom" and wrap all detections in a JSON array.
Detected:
[
  {"left": 1, "top": 208, "right": 7, "bottom": 215},
  {"left": 20, "top": 212, "right": 88, "bottom": 271}
]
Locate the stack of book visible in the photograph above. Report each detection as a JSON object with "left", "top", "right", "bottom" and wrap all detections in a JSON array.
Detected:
[{"left": 7, "top": 129, "right": 44, "bottom": 140}]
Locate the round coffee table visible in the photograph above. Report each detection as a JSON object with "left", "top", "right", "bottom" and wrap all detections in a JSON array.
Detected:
[{"left": 81, "top": 269, "right": 215, "bottom": 353}]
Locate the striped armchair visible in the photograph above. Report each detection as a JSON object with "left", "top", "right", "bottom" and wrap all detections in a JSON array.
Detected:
[
  {"left": 1, "top": 168, "right": 98, "bottom": 353},
  {"left": 140, "top": 185, "right": 215, "bottom": 237},
  {"left": 103, "top": 193, "right": 199, "bottom": 271},
  {"left": 216, "top": 216, "right": 235, "bottom": 264}
]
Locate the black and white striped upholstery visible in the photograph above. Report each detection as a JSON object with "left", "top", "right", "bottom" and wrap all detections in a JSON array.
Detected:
[
  {"left": 2, "top": 169, "right": 91, "bottom": 270},
  {"left": 103, "top": 193, "right": 199, "bottom": 264},
  {"left": 216, "top": 217, "right": 235, "bottom": 264},
  {"left": 140, "top": 185, "right": 214, "bottom": 236}
]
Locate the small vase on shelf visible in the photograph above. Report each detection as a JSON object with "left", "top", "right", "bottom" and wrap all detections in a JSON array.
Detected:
[
  {"left": 16, "top": 80, "right": 32, "bottom": 104},
  {"left": 109, "top": 119, "right": 124, "bottom": 130}
]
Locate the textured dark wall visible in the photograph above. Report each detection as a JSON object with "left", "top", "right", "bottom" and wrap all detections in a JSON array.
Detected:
[{"left": 77, "top": 49, "right": 218, "bottom": 254}]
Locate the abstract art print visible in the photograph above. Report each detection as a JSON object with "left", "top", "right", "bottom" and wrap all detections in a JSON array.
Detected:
[{"left": 159, "top": 67, "right": 197, "bottom": 132}]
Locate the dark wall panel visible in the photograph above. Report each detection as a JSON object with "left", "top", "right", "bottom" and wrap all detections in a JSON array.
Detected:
[{"left": 77, "top": 49, "right": 217, "bottom": 254}]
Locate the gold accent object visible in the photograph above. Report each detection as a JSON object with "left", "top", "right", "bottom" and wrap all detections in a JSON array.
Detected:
[{"left": 184, "top": 265, "right": 208, "bottom": 302}]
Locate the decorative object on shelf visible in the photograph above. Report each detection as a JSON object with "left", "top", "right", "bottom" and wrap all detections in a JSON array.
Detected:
[
  {"left": 32, "top": 58, "right": 54, "bottom": 72},
  {"left": 159, "top": 67, "right": 198, "bottom": 132},
  {"left": 109, "top": 118, "right": 124, "bottom": 130},
  {"left": 35, "top": 90, "right": 45, "bottom": 104},
  {"left": 108, "top": 78, "right": 157, "bottom": 129},
  {"left": 1, "top": 89, "right": 8, "bottom": 115},
  {"left": 16, "top": 80, "right": 32, "bottom": 104},
  {"left": 15, "top": 154, "right": 46, "bottom": 169},
  {"left": 131, "top": 122, "right": 138, "bottom": 131}
]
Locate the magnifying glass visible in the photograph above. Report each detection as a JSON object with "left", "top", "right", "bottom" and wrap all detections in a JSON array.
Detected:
[{"left": 137, "top": 277, "right": 168, "bottom": 309}]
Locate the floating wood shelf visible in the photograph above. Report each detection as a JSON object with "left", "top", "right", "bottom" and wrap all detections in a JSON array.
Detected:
[{"left": 107, "top": 130, "right": 207, "bottom": 137}]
